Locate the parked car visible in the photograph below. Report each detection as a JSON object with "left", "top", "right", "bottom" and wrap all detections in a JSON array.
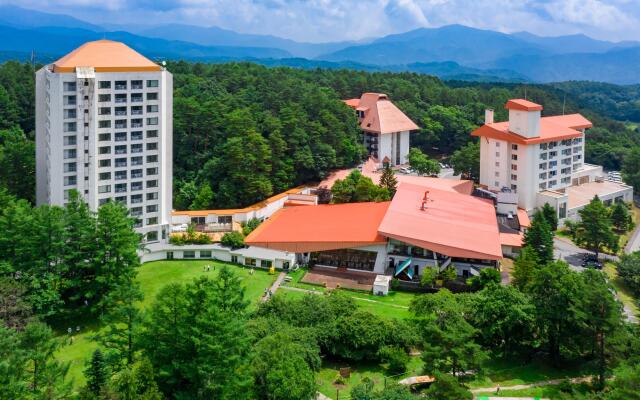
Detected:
[
  {"left": 581, "top": 254, "right": 603, "bottom": 269},
  {"left": 399, "top": 167, "right": 411, "bottom": 174}
]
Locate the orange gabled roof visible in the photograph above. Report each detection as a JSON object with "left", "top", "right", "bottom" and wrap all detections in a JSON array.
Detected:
[
  {"left": 343, "top": 98, "right": 361, "bottom": 109},
  {"left": 354, "top": 93, "right": 419, "bottom": 134},
  {"left": 378, "top": 183, "right": 503, "bottom": 260},
  {"left": 500, "top": 232, "right": 524, "bottom": 247},
  {"left": 517, "top": 208, "right": 531, "bottom": 228},
  {"left": 543, "top": 114, "right": 593, "bottom": 130},
  {"left": 53, "top": 40, "right": 161, "bottom": 73},
  {"left": 472, "top": 118, "right": 583, "bottom": 145},
  {"left": 245, "top": 201, "right": 390, "bottom": 253},
  {"left": 505, "top": 99, "right": 543, "bottom": 111}
]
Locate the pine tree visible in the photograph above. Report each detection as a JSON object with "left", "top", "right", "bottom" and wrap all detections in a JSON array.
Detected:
[
  {"left": 513, "top": 245, "right": 540, "bottom": 291},
  {"left": 540, "top": 202, "right": 559, "bottom": 231},
  {"left": 379, "top": 165, "right": 398, "bottom": 197},
  {"left": 576, "top": 196, "right": 619, "bottom": 257},
  {"left": 523, "top": 211, "right": 555, "bottom": 265},
  {"left": 610, "top": 201, "right": 632, "bottom": 232},
  {"left": 85, "top": 349, "right": 108, "bottom": 396}
]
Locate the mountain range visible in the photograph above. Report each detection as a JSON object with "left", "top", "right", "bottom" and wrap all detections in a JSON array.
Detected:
[{"left": 1, "top": 5, "right": 640, "bottom": 84}]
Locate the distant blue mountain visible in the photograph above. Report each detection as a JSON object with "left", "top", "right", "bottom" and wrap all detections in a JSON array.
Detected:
[
  {"left": 0, "top": 5, "right": 101, "bottom": 31},
  {"left": 0, "top": 25, "right": 291, "bottom": 61}
]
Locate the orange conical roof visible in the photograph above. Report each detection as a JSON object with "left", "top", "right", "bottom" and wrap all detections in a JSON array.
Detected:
[{"left": 53, "top": 40, "right": 161, "bottom": 73}]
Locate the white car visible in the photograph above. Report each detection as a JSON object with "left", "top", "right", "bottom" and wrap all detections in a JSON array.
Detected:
[{"left": 171, "top": 223, "right": 188, "bottom": 232}]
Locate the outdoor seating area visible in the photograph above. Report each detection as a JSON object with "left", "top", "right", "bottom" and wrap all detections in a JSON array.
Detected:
[{"left": 301, "top": 266, "right": 377, "bottom": 290}]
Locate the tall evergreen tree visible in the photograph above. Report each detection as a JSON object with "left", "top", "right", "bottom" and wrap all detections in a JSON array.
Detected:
[
  {"left": 379, "top": 165, "right": 398, "bottom": 197},
  {"left": 512, "top": 245, "right": 541, "bottom": 291},
  {"left": 540, "top": 202, "right": 559, "bottom": 231},
  {"left": 610, "top": 202, "right": 632, "bottom": 232},
  {"left": 85, "top": 349, "right": 108, "bottom": 396},
  {"left": 523, "top": 211, "right": 555, "bottom": 265},
  {"left": 576, "top": 196, "right": 619, "bottom": 257}
]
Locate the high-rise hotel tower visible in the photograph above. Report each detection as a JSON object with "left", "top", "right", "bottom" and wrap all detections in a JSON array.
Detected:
[{"left": 35, "top": 40, "right": 172, "bottom": 242}]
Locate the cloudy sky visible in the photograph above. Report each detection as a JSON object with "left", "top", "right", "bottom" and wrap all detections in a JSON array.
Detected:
[{"left": 5, "top": 0, "right": 640, "bottom": 43}]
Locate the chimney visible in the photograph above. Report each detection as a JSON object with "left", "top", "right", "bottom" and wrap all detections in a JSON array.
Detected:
[{"left": 485, "top": 109, "right": 494, "bottom": 124}]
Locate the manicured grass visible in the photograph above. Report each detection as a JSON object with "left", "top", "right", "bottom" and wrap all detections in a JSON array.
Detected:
[
  {"left": 316, "top": 356, "right": 423, "bottom": 398},
  {"left": 475, "top": 382, "right": 594, "bottom": 398},
  {"left": 467, "top": 358, "right": 594, "bottom": 389},
  {"left": 604, "top": 262, "right": 639, "bottom": 317},
  {"left": 56, "top": 260, "right": 278, "bottom": 388}
]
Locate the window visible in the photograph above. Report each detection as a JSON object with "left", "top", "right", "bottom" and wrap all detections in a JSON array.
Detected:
[
  {"left": 261, "top": 260, "right": 272, "bottom": 268},
  {"left": 99, "top": 198, "right": 110, "bottom": 206},
  {"left": 559, "top": 203, "right": 567, "bottom": 219},
  {"left": 115, "top": 158, "right": 127, "bottom": 168},
  {"left": 495, "top": 152, "right": 500, "bottom": 157},
  {"left": 147, "top": 192, "right": 158, "bottom": 200},
  {"left": 115, "top": 120, "right": 127, "bottom": 129},
  {"left": 495, "top": 171, "right": 500, "bottom": 177},
  {"left": 146, "top": 142, "right": 158, "bottom": 151},
  {"left": 540, "top": 143, "right": 548, "bottom": 150},
  {"left": 115, "top": 196, "right": 127, "bottom": 203},
  {"left": 64, "top": 109, "right": 77, "bottom": 119},
  {"left": 115, "top": 170, "right": 127, "bottom": 180},
  {"left": 63, "top": 122, "right": 77, "bottom": 132},
  {"left": 511, "top": 174, "right": 517, "bottom": 180},
  {"left": 146, "top": 167, "right": 158, "bottom": 175},
  {"left": 115, "top": 145, "right": 127, "bottom": 155},
  {"left": 539, "top": 182, "right": 547, "bottom": 190},
  {"left": 64, "top": 149, "right": 76, "bottom": 159},
  {"left": 131, "top": 156, "right": 143, "bottom": 166},
  {"left": 115, "top": 106, "right": 127, "bottom": 116},
  {"left": 63, "top": 136, "right": 76, "bottom": 146},
  {"left": 64, "top": 95, "right": 77, "bottom": 105},
  {"left": 511, "top": 144, "right": 518, "bottom": 150},
  {"left": 495, "top": 162, "right": 500, "bottom": 167},
  {"left": 146, "top": 130, "right": 158, "bottom": 138},
  {"left": 146, "top": 204, "right": 158, "bottom": 213},
  {"left": 130, "top": 194, "right": 143, "bottom": 204},
  {"left": 146, "top": 104, "right": 159, "bottom": 112},
  {"left": 183, "top": 251, "right": 195, "bottom": 259},
  {"left": 99, "top": 146, "right": 111, "bottom": 155},
  {"left": 539, "top": 162, "right": 547, "bottom": 170},
  {"left": 131, "top": 106, "right": 143, "bottom": 115},
  {"left": 98, "top": 120, "right": 111, "bottom": 128},
  {"left": 494, "top": 181, "right": 499, "bottom": 187},
  {"left": 98, "top": 94, "right": 111, "bottom": 102},
  {"left": 245, "top": 258, "right": 257, "bottom": 267},
  {"left": 146, "top": 180, "right": 158, "bottom": 188},
  {"left": 146, "top": 231, "right": 158, "bottom": 242},
  {"left": 495, "top": 142, "right": 500, "bottom": 147},
  {"left": 131, "top": 169, "right": 143, "bottom": 178},
  {"left": 511, "top": 164, "right": 517, "bottom": 171},
  {"left": 131, "top": 182, "right": 143, "bottom": 191},
  {"left": 99, "top": 81, "right": 111, "bottom": 89},
  {"left": 131, "top": 94, "right": 143, "bottom": 103},
  {"left": 130, "top": 207, "right": 143, "bottom": 216},
  {"left": 511, "top": 154, "right": 517, "bottom": 161},
  {"left": 99, "top": 159, "right": 111, "bottom": 167},
  {"left": 115, "top": 183, "right": 127, "bottom": 193},
  {"left": 131, "top": 131, "right": 143, "bottom": 141},
  {"left": 549, "top": 170, "right": 557, "bottom": 177},
  {"left": 146, "top": 92, "right": 158, "bottom": 100},
  {"left": 200, "top": 250, "right": 212, "bottom": 258},
  {"left": 63, "top": 82, "right": 76, "bottom": 91},
  {"left": 147, "top": 217, "right": 158, "bottom": 225},
  {"left": 147, "top": 80, "right": 159, "bottom": 88},
  {"left": 539, "top": 172, "right": 547, "bottom": 179},
  {"left": 218, "top": 216, "right": 232, "bottom": 224},
  {"left": 115, "top": 94, "right": 127, "bottom": 103},
  {"left": 549, "top": 180, "right": 557, "bottom": 187},
  {"left": 64, "top": 162, "right": 76, "bottom": 173},
  {"left": 540, "top": 153, "right": 547, "bottom": 160},
  {"left": 64, "top": 175, "right": 77, "bottom": 186},
  {"left": 99, "top": 133, "right": 111, "bottom": 141},
  {"left": 511, "top": 184, "right": 517, "bottom": 190},
  {"left": 147, "top": 117, "right": 158, "bottom": 126},
  {"left": 147, "top": 155, "right": 158, "bottom": 163},
  {"left": 99, "top": 172, "right": 111, "bottom": 181},
  {"left": 131, "top": 144, "right": 143, "bottom": 153},
  {"left": 98, "top": 184, "right": 111, "bottom": 193},
  {"left": 131, "top": 80, "right": 143, "bottom": 90},
  {"left": 549, "top": 160, "right": 557, "bottom": 167},
  {"left": 115, "top": 132, "right": 127, "bottom": 142},
  {"left": 115, "top": 80, "right": 127, "bottom": 90}
]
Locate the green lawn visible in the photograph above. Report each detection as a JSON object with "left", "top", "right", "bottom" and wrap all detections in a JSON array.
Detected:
[
  {"left": 475, "top": 381, "right": 594, "bottom": 398},
  {"left": 316, "top": 356, "right": 423, "bottom": 398},
  {"left": 56, "top": 260, "right": 278, "bottom": 388},
  {"left": 604, "top": 262, "right": 639, "bottom": 317},
  {"left": 467, "top": 358, "right": 594, "bottom": 389}
]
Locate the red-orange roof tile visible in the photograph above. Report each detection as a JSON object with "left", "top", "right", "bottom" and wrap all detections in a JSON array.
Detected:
[
  {"left": 505, "top": 99, "right": 543, "bottom": 111},
  {"left": 517, "top": 208, "right": 531, "bottom": 228},
  {"left": 543, "top": 114, "right": 593, "bottom": 130},
  {"left": 378, "top": 183, "right": 503, "bottom": 260},
  {"left": 245, "top": 201, "right": 390, "bottom": 253},
  {"left": 500, "top": 232, "right": 524, "bottom": 247},
  {"left": 351, "top": 93, "right": 419, "bottom": 134},
  {"left": 53, "top": 40, "right": 161, "bottom": 73},
  {"left": 472, "top": 118, "right": 583, "bottom": 145},
  {"left": 343, "top": 98, "right": 360, "bottom": 108}
]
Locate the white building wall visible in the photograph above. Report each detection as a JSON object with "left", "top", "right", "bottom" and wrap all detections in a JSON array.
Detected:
[
  {"left": 35, "top": 65, "right": 173, "bottom": 243},
  {"left": 399, "top": 131, "right": 410, "bottom": 165},
  {"left": 378, "top": 133, "right": 392, "bottom": 166}
]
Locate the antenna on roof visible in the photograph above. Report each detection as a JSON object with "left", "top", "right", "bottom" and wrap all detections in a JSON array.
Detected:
[{"left": 562, "top": 94, "right": 566, "bottom": 115}]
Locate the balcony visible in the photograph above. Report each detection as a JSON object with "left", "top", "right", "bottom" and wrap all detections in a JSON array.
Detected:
[
  {"left": 131, "top": 96, "right": 143, "bottom": 103},
  {"left": 131, "top": 172, "right": 143, "bottom": 179},
  {"left": 115, "top": 110, "right": 127, "bottom": 116},
  {"left": 131, "top": 109, "right": 143, "bottom": 115},
  {"left": 115, "top": 162, "right": 127, "bottom": 168},
  {"left": 115, "top": 84, "right": 127, "bottom": 90},
  {"left": 115, "top": 98, "right": 127, "bottom": 104},
  {"left": 115, "top": 123, "right": 127, "bottom": 129},
  {"left": 131, "top": 122, "right": 143, "bottom": 128}
]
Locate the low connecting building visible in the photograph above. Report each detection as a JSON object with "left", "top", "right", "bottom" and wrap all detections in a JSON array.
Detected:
[
  {"left": 473, "top": 99, "right": 632, "bottom": 225},
  {"left": 246, "top": 182, "right": 503, "bottom": 280},
  {"left": 344, "top": 93, "right": 419, "bottom": 167}
]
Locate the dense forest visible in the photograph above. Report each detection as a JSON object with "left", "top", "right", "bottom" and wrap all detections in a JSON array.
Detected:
[{"left": 1, "top": 60, "right": 640, "bottom": 209}]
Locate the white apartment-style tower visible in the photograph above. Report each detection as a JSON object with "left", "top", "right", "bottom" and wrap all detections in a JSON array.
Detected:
[{"left": 36, "top": 40, "right": 172, "bottom": 242}]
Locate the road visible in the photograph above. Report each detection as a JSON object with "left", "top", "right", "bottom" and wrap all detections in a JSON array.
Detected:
[{"left": 625, "top": 223, "right": 640, "bottom": 253}]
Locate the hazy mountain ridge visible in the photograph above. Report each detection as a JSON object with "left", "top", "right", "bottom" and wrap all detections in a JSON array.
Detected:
[{"left": 1, "top": 5, "right": 640, "bottom": 83}]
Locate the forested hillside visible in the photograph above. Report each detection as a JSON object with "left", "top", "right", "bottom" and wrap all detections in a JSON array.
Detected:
[{"left": 1, "top": 60, "right": 639, "bottom": 209}]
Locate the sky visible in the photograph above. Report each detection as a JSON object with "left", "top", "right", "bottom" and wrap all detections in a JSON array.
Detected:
[{"left": 4, "top": 0, "right": 640, "bottom": 43}]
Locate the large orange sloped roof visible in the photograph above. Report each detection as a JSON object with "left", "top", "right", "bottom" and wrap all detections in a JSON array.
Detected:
[
  {"left": 378, "top": 183, "right": 503, "bottom": 260},
  {"left": 353, "top": 93, "right": 419, "bottom": 134},
  {"left": 542, "top": 114, "right": 593, "bottom": 130},
  {"left": 53, "top": 40, "right": 161, "bottom": 73},
  {"left": 472, "top": 118, "right": 583, "bottom": 145},
  {"left": 505, "top": 99, "right": 543, "bottom": 111},
  {"left": 245, "top": 201, "right": 390, "bottom": 253}
]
